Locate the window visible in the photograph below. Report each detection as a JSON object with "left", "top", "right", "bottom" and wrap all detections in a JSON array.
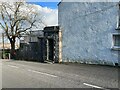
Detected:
[
  {"left": 112, "top": 34, "right": 120, "bottom": 50},
  {"left": 113, "top": 35, "right": 120, "bottom": 46}
]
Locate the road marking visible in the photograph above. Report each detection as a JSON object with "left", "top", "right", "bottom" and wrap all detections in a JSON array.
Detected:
[
  {"left": 83, "top": 83, "right": 104, "bottom": 89},
  {"left": 28, "top": 69, "right": 58, "bottom": 78},
  {"left": 7, "top": 65, "right": 19, "bottom": 69}
]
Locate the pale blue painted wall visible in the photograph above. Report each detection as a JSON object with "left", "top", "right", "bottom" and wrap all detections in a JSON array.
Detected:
[{"left": 58, "top": 2, "right": 119, "bottom": 65}]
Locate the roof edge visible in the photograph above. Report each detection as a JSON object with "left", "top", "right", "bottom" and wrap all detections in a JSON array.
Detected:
[{"left": 57, "top": 0, "right": 62, "bottom": 6}]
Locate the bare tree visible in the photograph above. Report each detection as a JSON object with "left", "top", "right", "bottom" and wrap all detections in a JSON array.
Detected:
[{"left": 0, "top": 1, "right": 45, "bottom": 59}]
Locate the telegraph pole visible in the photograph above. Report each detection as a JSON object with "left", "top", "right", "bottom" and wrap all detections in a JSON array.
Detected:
[{"left": 2, "top": 33, "right": 4, "bottom": 59}]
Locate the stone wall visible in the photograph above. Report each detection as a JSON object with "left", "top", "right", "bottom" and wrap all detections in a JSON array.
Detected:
[
  {"left": 58, "top": 2, "right": 120, "bottom": 66},
  {"left": 16, "top": 27, "right": 60, "bottom": 63}
]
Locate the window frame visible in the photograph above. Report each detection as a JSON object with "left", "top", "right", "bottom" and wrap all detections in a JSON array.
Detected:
[{"left": 111, "top": 33, "right": 120, "bottom": 50}]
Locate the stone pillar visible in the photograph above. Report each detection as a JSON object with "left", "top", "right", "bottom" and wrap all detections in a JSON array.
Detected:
[
  {"left": 59, "top": 30, "right": 62, "bottom": 63},
  {"left": 46, "top": 39, "right": 49, "bottom": 61}
]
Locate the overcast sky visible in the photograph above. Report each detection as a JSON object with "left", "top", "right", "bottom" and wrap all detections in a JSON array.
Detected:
[{"left": 27, "top": 1, "right": 59, "bottom": 29}]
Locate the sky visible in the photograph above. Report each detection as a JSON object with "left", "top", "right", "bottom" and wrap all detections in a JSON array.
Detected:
[
  {"left": 28, "top": 2, "right": 59, "bottom": 9},
  {"left": 26, "top": 1, "right": 60, "bottom": 27}
]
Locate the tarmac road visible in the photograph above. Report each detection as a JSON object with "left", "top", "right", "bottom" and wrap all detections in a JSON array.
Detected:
[{"left": 1, "top": 59, "right": 119, "bottom": 89}]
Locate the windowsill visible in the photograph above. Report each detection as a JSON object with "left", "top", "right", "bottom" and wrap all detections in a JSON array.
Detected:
[
  {"left": 111, "top": 46, "right": 120, "bottom": 50},
  {"left": 115, "top": 28, "right": 120, "bottom": 30}
]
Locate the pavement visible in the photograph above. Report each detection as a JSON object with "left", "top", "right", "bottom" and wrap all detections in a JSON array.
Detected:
[{"left": 1, "top": 59, "right": 119, "bottom": 89}]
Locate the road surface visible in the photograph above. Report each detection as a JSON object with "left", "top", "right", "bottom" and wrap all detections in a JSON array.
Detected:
[{"left": 1, "top": 59, "right": 119, "bottom": 89}]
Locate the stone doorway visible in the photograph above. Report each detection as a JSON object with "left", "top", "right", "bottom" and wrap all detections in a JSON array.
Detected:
[
  {"left": 44, "top": 26, "right": 62, "bottom": 63},
  {"left": 37, "top": 26, "right": 62, "bottom": 63}
]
